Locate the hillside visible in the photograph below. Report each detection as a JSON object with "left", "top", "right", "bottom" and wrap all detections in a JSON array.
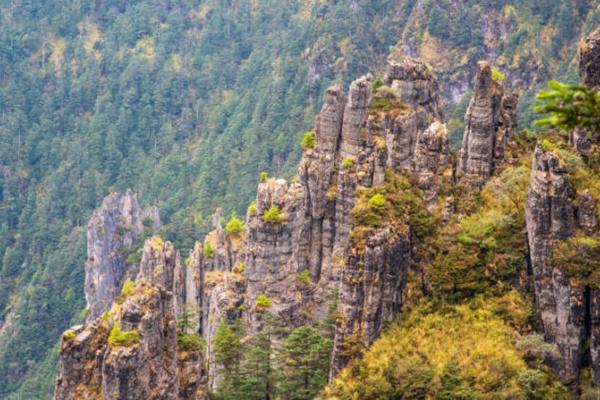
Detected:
[{"left": 1, "top": 1, "right": 600, "bottom": 398}]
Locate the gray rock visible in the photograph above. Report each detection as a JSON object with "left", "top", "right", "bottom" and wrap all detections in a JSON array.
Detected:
[{"left": 85, "top": 190, "right": 160, "bottom": 320}]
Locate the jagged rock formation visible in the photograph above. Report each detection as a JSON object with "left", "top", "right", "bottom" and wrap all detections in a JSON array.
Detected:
[
  {"left": 55, "top": 237, "right": 206, "bottom": 400},
  {"left": 525, "top": 143, "right": 600, "bottom": 388},
  {"left": 56, "top": 56, "right": 487, "bottom": 396},
  {"left": 459, "top": 61, "right": 518, "bottom": 187},
  {"left": 525, "top": 146, "right": 582, "bottom": 383},
  {"left": 85, "top": 190, "right": 160, "bottom": 320}
]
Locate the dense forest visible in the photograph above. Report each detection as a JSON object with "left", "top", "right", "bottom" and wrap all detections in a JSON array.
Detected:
[{"left": 1, "top": 0, "right": 599, "bottom": 398}]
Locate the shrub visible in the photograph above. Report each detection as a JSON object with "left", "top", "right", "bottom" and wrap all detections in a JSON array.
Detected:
[
  {"left": 63, "top": 330, "right": 76, "bottom": 342},
  {"left": 301, "top": 131, "right": 316, "bottom": 150},
  {"left": 256, "top": 294, "right": 272, "bottom": 308},
  {"left": 204, "top": 242, "right": 214, "bottom": 258},
  {"left": 375, "top": 85, "right": 398, "bottom": 99},
  {"left": 234, "top": 262, "right": 245, "bottom": 274},
  {"left": 259, "top": 172, "right": 269, "bottom": 182},
  {"left": 263, "top": 205, "right": 284, "bottom": 223},
  {"left": 342, "top": 157, "right": 355, "bottom": 169},
  {"left": 372, "top": 76, "right": 384, "bottom": 91},
  {"left": 247, "top": 201, "right": 257, "bottom": 216},
  {"left": 115, "top": 225, "right": 126, "bottom": 236},
  {"left": 367, "top": 193, "right": 385, "bottom": 209},
  {"left": 297, "top": 270, "right": 312, "bottom": 285},
  {"left": 225, "top": 214, "right": 245, "bottom": 236},
  {"left": 177, "top": 332, "right": 204, "bottom": 351},
  {"left": 491, "top": 67, "right": 506, "bottom": 82},
  {"left": 108, "top": 324, "right": 140, "bottom": 347},
  {"left": 116, "top": 279, "right": 136, "bottom": 304}
]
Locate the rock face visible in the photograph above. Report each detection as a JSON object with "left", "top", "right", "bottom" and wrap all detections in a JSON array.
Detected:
[
  {"left": 85, "top": 190, "right": 160, "bottom": 320},
  {"left": 55, "top": 237, "right": 206, "bottom": 400},
  {"left": 56, "top": 57, "right": 456, "bottom": 396},
  {"left": 525, "top": 145, "right": 581, "bottom": 382},
  {"left": 525, "top": 144, "right": 600, "bottom": 387},
  {"left": 459, "top": 61, "right": 518, "bottom": 187},
  {"left": 580, "top": 26, "right": 600, "bottom": 89}
]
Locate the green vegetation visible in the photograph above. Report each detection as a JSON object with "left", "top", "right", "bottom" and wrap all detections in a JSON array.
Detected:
[
  {"left": 204, "top": 242, "right": 214, "bottom": 258},
  {"left": 63, "top": 331, "right": 76, "bottom": 342},
  {"left": 341, "top": 157, "right": 355, "bottom": 169},
  {"left": 225, "top": 214, "right": 245, "bottom": 236},
  {"left": 108, "top": 324, "right": 140, "bottom": 347},
  {"left": 234, "top": 262, "right": 246, "bottom": 274},
  {"left": 214, "top": 317, "right": 332, "bottom": 400},
  {"left": 551, "top": 235, "right": 600, "bottom": 288},
  {"left": 326, "top": 294, "right": 566, "bottom": 399},
  {"left": 491, "top": 67, "right": 506, "bottom": 82},
  {"left": 248, "top": 201, "right": 257, "bottom": 217},
  {"left": 300, "top": 131, "right": 316, "bottom": 150},
  {"left": 263, "top": 205, "right": 284, "bottom": 224},
  {"left": 372, "top": 76, "right": 384, "bottom": 91},
  {"left": 535, "top": 81, "right": 600, "bottom": 133},
  {"left": 177, "top": 333, "right": 204, "bottom": 352},
  {"left": 256, "top": 294, "right": 273, "bottom": 309},
  {"left": 115, "top": 279, "right": 136, "bottom": 304},
  {"left": 260, "top": 172, "right": 269, "bottom": 183},
  {"left": 297, "top": 270, "right": 312, "bottom": 285}
]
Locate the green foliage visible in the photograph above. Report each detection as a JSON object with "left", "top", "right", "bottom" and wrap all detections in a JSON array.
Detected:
[
  {"left": 259, "top": 172, "right": 269, "bottom": 183},
  {"left": 177, "top": 333, "right": 204, "bottom": 352},
  {"left": 108, "top": 324, "right": 140, "bottom": 347},
  {"left": 535, "top": 81, "right": 600, "bottom": 134},
  {"left": 63, "top": 331, "right": 76, "bottom": 342},
  {"left": 367, "top": 193, "right": 386, "bottom": 209},
  {"left": 297, "top": 270, "right": 312, "bottom": 285},
  {"left": 247, "top": 201, "right": 257, "bottom": 217},
  {"left": 235, "top": 262, "right": 246, "bottom": 274},
  {"left": 341, "top": 157, "right": 355, "bottom": 169},
  {"left": 372, "top": 76, "right": 384, "bottom": 91},
  {"left": 204, "top": 242, "right": 214, "bottom": 258},
  {"left": 225, "top": 214, "right": 245, "bottom": 236},
  {"left": 177, "top": 304, "right": 199, "bottom": 333},
  {"left": 115, "top": 279, "right": 136, "bottom": 304},
  {"left": 491, "top": 67, "right": 506, "bottom": 83},
  {"left": 279, "top": 326, "right": 333, "bottom": 399},
  {"left": 256, "top": 294, "right": 273, "bottom": 309},
  {"left": 551, "top": 235, "right": 600, "bottom": 288},
  {"left": 115, "top": 225, "right": 127, "bottom": 236},
  {"left": 427, "top": 5, "right": 450, "bottom": 40},
  {"left": 263, "top": 205, "right": 284, "bottom": 224},
  {"left": 326, "top": 295, "right": 564, "bottom": 399},
  {"left": 300, "top": 131, "right": 316, "bottom": 150}
]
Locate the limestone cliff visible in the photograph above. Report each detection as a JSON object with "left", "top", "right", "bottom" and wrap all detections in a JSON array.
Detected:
[{"left": 84, "top": 190, "right": 160, "bottom": 320}]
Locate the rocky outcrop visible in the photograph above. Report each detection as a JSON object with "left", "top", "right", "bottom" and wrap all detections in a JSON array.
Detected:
[
  {"left": 57, "top": 57, "right": 454, "bottom": 396},
  {"left": 525, "top": 145, "right": 581, "bottom": 383},
  {"left": 84, "top": 190, "right": 160, "bottom": 320},
  {"left": 459, "top": 61, "right": 518, "bottom": 187},
  {"left": 580, "top": 26, "right": 600, "bottom": 89},
  {"left": 55, "top": 238, "right": 206, "bottom": 400}
]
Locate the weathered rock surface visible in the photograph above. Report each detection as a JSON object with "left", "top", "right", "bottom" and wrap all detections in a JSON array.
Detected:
[
  {"left": 580, "top": 26, "right": 600, "bottom": 89},
  {"left": 85, "top": 190, "right": 160, "bottom": 320},
  {"left": 459, "top": 61, "right": 518, "bottom": 187},
  {"left": 525, "top": 145, "right": 581, "bottom": 383},
  {"left": 55, "top": 238, "right": 206, "bottom": 400}
]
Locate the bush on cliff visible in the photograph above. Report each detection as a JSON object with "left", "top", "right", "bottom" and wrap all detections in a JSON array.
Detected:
[
  {"left": 108, "top": 324, "right": 140, "bottom": 347},
  {"left": 263, "top": 205, "right": 284, "bottom": 223}
]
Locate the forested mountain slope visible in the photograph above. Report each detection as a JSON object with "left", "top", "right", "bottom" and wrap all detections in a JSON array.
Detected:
[{"left": 1, "top": 0, "right": 599, "bottom": 398}]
